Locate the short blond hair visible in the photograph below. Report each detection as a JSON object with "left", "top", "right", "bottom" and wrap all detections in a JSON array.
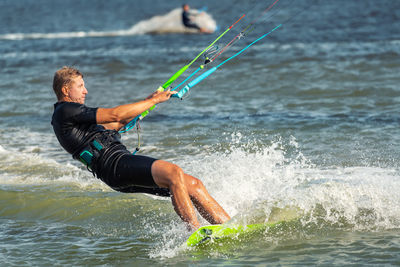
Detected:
[{"left": 52, "top": 66, "right": 83, "bottom": 99}]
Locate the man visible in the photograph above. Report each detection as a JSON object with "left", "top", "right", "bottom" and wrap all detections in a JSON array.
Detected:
[
  {"left": 51, "top": 66, "right": 230, "bottom": 231},
  {"left": 182, "top": 4, "right": 211, "bottom": 33}
]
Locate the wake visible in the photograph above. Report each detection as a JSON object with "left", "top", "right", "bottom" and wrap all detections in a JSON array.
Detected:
[{"left": 0, "top": 8, "right": 217, "bottom": 40}]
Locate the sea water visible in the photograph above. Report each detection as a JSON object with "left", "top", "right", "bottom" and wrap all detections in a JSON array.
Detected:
[{"left": 1, "top": 0, "right": 400, "bottom": 265}]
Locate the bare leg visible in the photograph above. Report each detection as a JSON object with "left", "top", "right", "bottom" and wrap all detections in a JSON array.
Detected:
[
  {"left": 151, "top": 160, "right": 230, "bottom": 230},
  {"left": 151, "top": 160, "right": 200, "bottom": 230}
]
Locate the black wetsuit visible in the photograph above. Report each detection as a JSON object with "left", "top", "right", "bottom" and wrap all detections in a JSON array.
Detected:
[
  {"left": 51, "top": 101, "right": 170, "bottom": 196},
  {"left": 182, "top": 10, "right": 200, "bottom": 30}
]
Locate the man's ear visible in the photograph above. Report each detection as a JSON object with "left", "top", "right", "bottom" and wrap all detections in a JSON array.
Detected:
[{"left": 61, "top": 85, "right": 69, "bottom": 97}]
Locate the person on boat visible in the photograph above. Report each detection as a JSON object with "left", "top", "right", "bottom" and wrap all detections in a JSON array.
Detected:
[
  {"left": 182, "top": 4, "right": 212, "bottom": 33},
  {"left": 51, "top": 66, "right": 230, "bottom": 231}
]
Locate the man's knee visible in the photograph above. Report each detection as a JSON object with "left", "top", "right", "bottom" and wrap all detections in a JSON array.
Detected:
[
  {"left": 165, "top": 166, "right": 205, "bottom": 192},
  {"left": 164, "top": 163, "right": 185, "bottom": 187},
  {"left": 187, "top": 176, "right": 205, "bottom": 193}
]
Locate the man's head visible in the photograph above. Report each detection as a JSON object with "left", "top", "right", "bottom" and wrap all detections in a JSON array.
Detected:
[
  {"left": 182, "top": 4, "right": 189, "bottom": 11},
  {"left": 53, "top": 66, "right": 87, "bottom": 104}
]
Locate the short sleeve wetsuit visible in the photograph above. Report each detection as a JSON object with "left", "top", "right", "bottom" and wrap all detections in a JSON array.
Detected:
[
  {"left": 51, "top": 101, "right": 170, "bottom": 196},
  {"left": 182, "top": 10, "right": 200, "bottom": 30}
]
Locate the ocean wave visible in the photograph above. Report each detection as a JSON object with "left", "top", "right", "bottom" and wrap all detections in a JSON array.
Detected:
[{"left": 2, "top": 133, "right": 400, "bottom": 259}]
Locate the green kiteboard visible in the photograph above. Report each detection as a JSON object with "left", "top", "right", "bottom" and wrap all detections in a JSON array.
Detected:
[{"left": 186, "top": 221, "right": 283, "bottom": 247}]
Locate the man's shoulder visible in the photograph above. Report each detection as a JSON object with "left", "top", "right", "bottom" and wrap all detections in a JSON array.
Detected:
[
  {"left": 53, "top": 101, "right": 91, "bottom": 119},
  {"left": 52, "top": 101, "right": 98, "bottom": 127}
]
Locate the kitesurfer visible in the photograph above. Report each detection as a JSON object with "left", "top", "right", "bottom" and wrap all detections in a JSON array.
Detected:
[
  {"left": 182, "top": 4, "right": 212, "bottom": 33},
  {"left": 51, "top": 66, "right": 230, "bottom": 231}
]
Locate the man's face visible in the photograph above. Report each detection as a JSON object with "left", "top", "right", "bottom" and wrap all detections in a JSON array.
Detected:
[{"left": 66, "top": 76, "right": 87, "bottom": 104}]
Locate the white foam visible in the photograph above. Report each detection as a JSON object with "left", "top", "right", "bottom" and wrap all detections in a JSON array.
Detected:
[
  {"left": 199, "top": 141, "right": 400, "bottom": 230},
  {"left": 0, "top": 142, "right": 106, "bottom": 190},
  {"left": 127, "top": 8, "right": 216, "bottom": 34},
  {"left": 149, "top": 135, "right": 400, "bottom": 258},
  {"left": 0, "top": 8, "right": 216, "bottom": 40}
]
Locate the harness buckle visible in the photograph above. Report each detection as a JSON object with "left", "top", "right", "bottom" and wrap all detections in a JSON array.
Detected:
[
  {"left": 78, "top": 139, "right": 104, "bottom": 168},
  {"left": 79, "top": 150, "right": 93, "bottom": 166}
]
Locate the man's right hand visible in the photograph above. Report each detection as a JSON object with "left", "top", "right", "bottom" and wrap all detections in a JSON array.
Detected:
[{"left": 146, "top": 88, "right": 177, "bottom": 104}]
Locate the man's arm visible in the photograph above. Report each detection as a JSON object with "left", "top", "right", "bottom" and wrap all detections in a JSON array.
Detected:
[{"left": 97, "top": 89, "right": 175, "bottom": 131}]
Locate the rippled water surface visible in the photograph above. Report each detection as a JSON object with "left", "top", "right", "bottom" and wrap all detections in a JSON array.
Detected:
[{"left": 1, "top": 0, "right": 400, "bottom": 265}]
